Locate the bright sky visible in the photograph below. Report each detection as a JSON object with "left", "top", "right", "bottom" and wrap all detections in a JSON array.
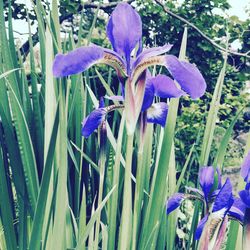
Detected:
[{"left": 11, "top": 0, "right": 250, "bottom": 47}]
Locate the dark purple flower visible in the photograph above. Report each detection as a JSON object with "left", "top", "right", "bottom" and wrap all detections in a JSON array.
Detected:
[
  {"left": 199, "top": 166, "right": 215, "bottom": 202},
  {"left": 194, "top": 178, "right": 234, "bottom": 240},
  {"left": 238, "top": 151, "right": 250, "bottom": 208},
  {"left": 167, "top": 167, "right": 243, "bottom": 242},
  {"left": 53, "top": 3, "right": 207, "bottom": 135},
  {"left": 241, "top": 151, "right": 250, "bottom": 184}
]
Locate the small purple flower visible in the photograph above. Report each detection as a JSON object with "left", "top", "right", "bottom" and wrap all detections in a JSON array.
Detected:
[
  {"left": 167, "top": 167, "right": 244, "bottom": 242},
  {"left": 166, "top": 193, "right": 185, "bottom": 215},
  {"left": 239, "top": 151, "right": 250, "bottom": 208},
  {"left": 52, "top": 3, "right": 207, "bottom": 135},
  {"left": 240, "top": 151, "right": 250, "bottom": 185}
]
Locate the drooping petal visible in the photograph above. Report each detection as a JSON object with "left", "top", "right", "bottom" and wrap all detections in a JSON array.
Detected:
[
  {"left": 195, "top": 214, "right": 209, "bottom": 240},
  {"left": 141, "top": 79, "right": 155, "bottom": 111},
  {"left": 212, "top": 178, "right": 234, "bottom": 215},
  {"left": 239, "top": 188, "right": 250, "bottom": 208},
  {"left": 240, "top": 151, "right": 250, "bottom": 184},
  {"left": 53, "top": 45, "right": 126, "bottom": 77},
  {"left": 53, "top": 46, "right": 104, "bottom": 77},
  {"left": 147, "top": 102, "right": 168, "bottom": 126},
  {"left": 106, "top": 2, "right": 142, "bottom": 70},
  {"left": 81, "top": 108, "right": 106, "bottom": 137},
  {"left": 165, "top": 55, "right": 206, "bottom": 99},
  {"left": 228, "top": 197, "right": 246, "bottom": 222},
  {"left": 166, "top": 193, "right": 185, "bottom": 215},
  {"left": 150, "top": 74, "right": 185, "bottom": 98},
  {"left": 133, "top": 44, "right": 172, "bottom": 69},
  {"left": 199, "top": 167, "right": 215, "bottom": 202}
]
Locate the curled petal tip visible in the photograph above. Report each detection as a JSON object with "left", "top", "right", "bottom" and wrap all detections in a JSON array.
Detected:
[
  {"left": 81, "top": 108, "right": 106, "bottom": 137},
  {"left": 166, "top": 193, "right": 185, "bottom": 215}
]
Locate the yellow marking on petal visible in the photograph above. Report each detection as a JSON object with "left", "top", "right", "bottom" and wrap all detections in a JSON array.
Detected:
[
  {"left": 101, "top": 52, "right": 127, "bottom": 77},
  {"left": 132, "top": 55, "right": 165, "bottom": 84}
]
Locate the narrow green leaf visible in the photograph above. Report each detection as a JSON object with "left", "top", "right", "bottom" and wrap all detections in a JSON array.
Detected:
[
  {"left": 76, "top": 186, "right": 116, "bottom": 250},
  {"left": 6, "top": 79, "right": 39, "bottom": 216},
  {"left": 29, "top": 104, "right": 59, "bottom": 250}
]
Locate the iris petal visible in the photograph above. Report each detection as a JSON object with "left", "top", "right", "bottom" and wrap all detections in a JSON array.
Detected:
[
  {"left": 147, "top": 102, "right": 168, "bottom": 126},
  {"left": 228, "top": 197, "right": 246, "bottom": 222},
  {"left": 141, "top": 79, "right": 155, "bottom": 111},
  {"left": 239, "top": 189, "right": 250, "bottom": 208},
  {"left": 53, "top": 46, "right": 104, "bottom": 77},
  {"left": 133, "top": 44, "right": 172, "bottom": 69},
  {"left": 53, "top": 45, "right": 126, "bottom": 77},
  {"left": 165, "top": 55, "right": 206, "bottom": 99},
  {"left": 199, "top": 167, "right": 214, "bottom": 201},
  {"left": 150, "top": 74, "right": 185, "bottom": 98},
  {"left": 212, "top": 178, "right": 234, "bottom": 214},
  {"left": 106, "top": 3, "right": 142, "bottom": 69},
  {"left": 81, "top": 108, "right": 106, "bottom": 137},
  {"left": 195, "top": 214, "right": 209, "bottom": 240},
  {"left": 240, "top": 151, "right": 250, "bottom": 183},
  {"left": 166, "top": 193, "right": 185, "bottom": 215}
]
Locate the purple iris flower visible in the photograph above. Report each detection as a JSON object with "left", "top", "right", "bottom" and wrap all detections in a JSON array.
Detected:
[
  {"left": 167, "top": 166, "right": 244, "bottom": 241},
  {"left": 239, "top": 151, "right": 250, "bottom": 208},
  {"left": 52, "top": 3, "right": 207, "bottom": 136},
  {"left": 81, "top": 73, "right": 185, "bottom": 137}
]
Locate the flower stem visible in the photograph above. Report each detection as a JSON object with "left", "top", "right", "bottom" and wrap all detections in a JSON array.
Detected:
[
  {"left": 107, "top": 113, "right": 125, "bottom": 250},
  {"left": 118, "top": 133, "right": 134, "bottom": 250},
  {"left": 132, "top": 145, "right": 144, "bottom": 250},
  {"left": 94, "top": 123, "right": 107, "bottom": 250}
]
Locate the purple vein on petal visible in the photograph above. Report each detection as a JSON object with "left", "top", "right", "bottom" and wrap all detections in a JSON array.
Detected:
[
  {"left": 106, "top": 2, "right": 142, "bottom": 69},
  {"left": 53, "top": 46, "right": 104, "bottom": 77}
]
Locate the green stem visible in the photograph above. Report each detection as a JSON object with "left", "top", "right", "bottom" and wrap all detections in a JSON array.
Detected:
[
  {"left": 108, "top": 113, "right": 125, "bottom": 250},
  {"left": 118, "top": 133, "right": 134, "bottom": 250},
  {"left": 132, "top": 139, "right": 145, "bottom": 250},
  {"left": 94, "top": 126, "right": 107, "bottom": 250}
]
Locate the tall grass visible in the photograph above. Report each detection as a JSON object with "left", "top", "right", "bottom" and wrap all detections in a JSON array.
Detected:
[{"left": 0, "top": 1, "right": 248, "bottom": 250}]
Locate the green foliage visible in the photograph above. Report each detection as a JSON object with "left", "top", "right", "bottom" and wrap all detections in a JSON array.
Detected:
[{"left": 0, "top": 0, "right": 249, "bottom": 249}]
